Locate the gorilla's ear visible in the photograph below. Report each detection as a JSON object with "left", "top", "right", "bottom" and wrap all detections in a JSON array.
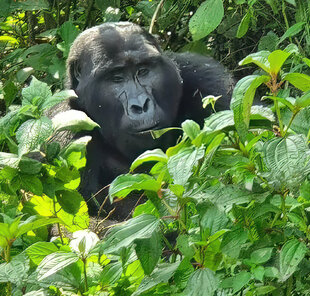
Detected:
[{"left": 69, "top": 60, "right": 82, "bottom": 90}]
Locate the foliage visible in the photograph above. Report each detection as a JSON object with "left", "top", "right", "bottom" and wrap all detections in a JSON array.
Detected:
[{"left": 1, "top": 0, "right": 310, "bottom": 295}]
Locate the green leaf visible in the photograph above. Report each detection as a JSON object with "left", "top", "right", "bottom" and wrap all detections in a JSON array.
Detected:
[
  {"left": 255, "top": 286, "right": 277, "bottom": 295},
  {"left": 262, "top": 135, "right": 310, "bottom": 191},
  {"left": 21, "top": 76, "right": 52, "bottom": 107},
  {"left": 233, "top": 271, "right": 251, "bottom": 293},
  {"left": 236, "top": 11, "right": 251, "bottom": 38},
  {"left": 130, "top": 149, "right": 167, "bottom": 172},
  {"left": 239, "top": 51, "right": 271, "bottom": 73},
  {"left": 135, "top": 231, "right": 162, "bottom": 275},
  {"left": 100, "top": 262, "right": 122, "bottom": 285},
  {"left": 252, "top": 265, "right": 265, "bottom": 281},
  {"left": 268, "top": 50, "right": 291, "bottom": 76},
  {"left": 26, "top": 242, "right": 58, "bottom": 265},
  {"left": 19, "top": 157, "right": 42, "bottom": 174},
  {"left": 16, "top": 117, "right": 53, "bottom": 156},
  {"left": 132, "top": 262, "right": 180, "bottom": 296},
  {"left": 20, "top": 175, "right": 43, "bottom": 195},
  {"left": 283, "top": 73, "right": 310, "bottom": 91},
  {"left": 41, "top": 90, "right": 77, "bottom": 111},
  {"left": 103, "top": 214, "right": 160, "bottom": 253},
  {"left": 167, "top": 146, "right": 205, "bottom": 185},
  {"left": 37, "top": 252, "right": 79, "bottom": 280},
  {"left": 262, "top": 95, "right": 294, "bottom": 111},
  {"left": 303, "top": 57, "right": 310, "bottom": 67},
  {"left": 183, "top": 268, "right": 219, "bottom": 296},
  {"left": 57, "top": 21, "right": 80, "bottom": 58},
  {"left": 52, "top": 110, "right": 99, "bottom": 132},
  {"left": 16, "top": 217, "right": 61, "bottom": 237},
  {"left": 182, "top": 120, "right": 201, "bottom": 140},
  {"left": 0, "top": 152, "right": 20, "bottom": 169},
  {"left": 221, "top": 227, "right": 248, "bottom": 258},
  {"left": 279, "top": 239, "right": 307, "bottom": 281},
  {"left": 189, "top": 0, "right": 224, "bottom": 41},
  {"left": 295, "top": 90, "right": 310, "bottom": 108},
  {"left": 177, "top": 235, "right": 195, "bottom": 258},
  {"left": 278, "top": 22, "right": 305, "bottom": 45},
  {"left": 109, "top": 174, "right": 160, "bottom": 199},
  {"left": 0, "top": 254, "right": 30, "bottom": 283},
  {"left": 250, "top": 248, "right": 273, "bottom": 264},
  {"left": 16, "top": 67, "right": 34, "bottom": 84},
  {"left": 230, "top": 75, "right": 270, "bottom": 141}
]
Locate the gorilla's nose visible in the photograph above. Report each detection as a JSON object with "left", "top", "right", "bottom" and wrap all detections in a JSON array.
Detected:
[{"left": 130, "top": 98, "right": 150, "bottom": 115}]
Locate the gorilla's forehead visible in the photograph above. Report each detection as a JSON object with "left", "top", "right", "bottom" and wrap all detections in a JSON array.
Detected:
[{"left": 93, "top": 26, "right": 160, "bottom": 69}]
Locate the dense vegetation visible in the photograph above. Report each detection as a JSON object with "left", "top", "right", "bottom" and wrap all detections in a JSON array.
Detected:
[{"left": 1, "top": 0, "right": 310, "bottom": 295}]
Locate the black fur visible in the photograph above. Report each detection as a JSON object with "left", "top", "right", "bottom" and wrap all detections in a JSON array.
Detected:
[{"left": 66, "top": 22, "right": 234, "bottom": 219}]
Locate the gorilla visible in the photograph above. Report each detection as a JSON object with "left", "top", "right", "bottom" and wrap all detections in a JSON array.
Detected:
[{"left": 66, "top": 22, "right": 234, "bottom": 218}]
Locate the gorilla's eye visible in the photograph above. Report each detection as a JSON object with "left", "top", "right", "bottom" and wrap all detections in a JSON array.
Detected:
[
  {"left": 137, "top": 68, "right": 149, "bottom": 77},
  {"left": 112, "top": 75, "right": 124, "bottom": 83}
]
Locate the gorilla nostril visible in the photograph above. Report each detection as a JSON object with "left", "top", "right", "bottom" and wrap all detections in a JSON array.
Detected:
[
  {"left": 130, "top": 104, "right": 143, "bottom": 114},
  {"left": 143, "top": 98, "right": 150, "bottom": 112}
]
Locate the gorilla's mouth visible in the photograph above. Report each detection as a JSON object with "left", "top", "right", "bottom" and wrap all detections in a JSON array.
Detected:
[{"left": 134, "top": 123, "right": 159, "bottom": 135}]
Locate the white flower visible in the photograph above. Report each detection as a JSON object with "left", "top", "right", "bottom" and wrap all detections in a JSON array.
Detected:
[{"left": 69, "top": 230, "right": 99, "bottom": 258}]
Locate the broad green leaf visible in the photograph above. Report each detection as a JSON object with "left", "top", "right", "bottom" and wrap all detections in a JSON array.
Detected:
[
  {"left": 0, "top": 254, "right": 30, "bottom": 283},
  {"left": 103, "top": 214, "right": 160, "bottom": 253},
  {"left": 57, "top": 21, "right": 80, "bottom": 58},
  {"left": 0, "top": 152, "right": 20, "bottom": 169},
  {"left": 262, "top": 95, "right": 294, "bottom": 111},
  {"left": 177, "top": 235, "right": 195, "bottom": 258},
  {"left": 130, "top": 149, "right": 168, "bottom": 172},
  {"left": 236, "top": 11, "right": 251, "bottom": 38},
  {"left": 278, "top": 22, "right": 305, "bottom": 45},
  {"left": 183, "top": 268, "right": 219, "bottom": 296},
  {"left": 250, "top": 248, "right": 273, "bottom": 264},
  {"left": 109, "top": 174, "right": 161, "bottom": 199},
  {"left": 16, "top": 67, "right": 34, "bottom": 84},
  {"left": 282, "top": 107, "right": 310, "bottom": 135},
  {"left": 262, "top": 135, "right": 310, "bottom": 191},
  {"left": 19, "top": 157, "right": 42, "bottom": 174},
  {"left": 239, "top": 51, "right": 270, "bottom": 73},
  {"left": 233, "top": 271, "right": 251, "bottom": 293},
  {"left": 221, "top": 227, "right": 248, "bottom": 258},
  {"left": 167, "top": 146, "right": 205, "bottom": 185},
  {"left": 41, "top": 89, "right": 77, "bottom": 110},
  {"left": 20, "top": 175, "right": 43, "bottom": 195},
  {"left": 135, "top": 231, "right": 162, "bottom": 275},
  {"left": 52, "top": 110, "right": 99, "bottom": 132},
  {"left": 16, "top": 117, "right": 53, "bottom": 156},
  {"left": 303, "top": 58, "right": 310, "bottom": 67},
  {"left": 189, "top": 0, "right": 224, "bottom": 41},
  {"left": 132, "top": 262, "right": 180, "bottom": 296},
  {"left": 0, "top": 35, "right": 18, "bottom": 45},
  {"left": 255, "top": 286, "right": 277, "bottom": 295},
  {"left": 21, "top": 76, "right": 52, "bottom": 107},
  {"left": 250, "top": 105, "right": 275, "bottom": 121},
  {"left": 37, "top": 252, "right": 79, "bottom": 280},
  {"left": 199, "top": 204, "right": 228, "bottom": 237},
  {"left": 230, "top": 75, "right": 270, "bottom": 141},
  {"left": 100, "top": 262, "right": 122, "bottom": 285},
  {"left": 182, "top": 120, "right": 201, "bottom": 140},
  {"left": 26, "top": 242, "right": 58, "bottom": 265},
  {"left": 268, "top": 50, "right": 291, "bottom": 75},
  {"left": 279, "top": 239, "right": 307, "bottom": 281},
  {"left": 258, "top": 31, "right": 279, "bottom": 52},
  {"left": 283, "top": 73, "right": 310, "bottom": 91},
  {"left": 16, "top": 217, "right": 61, "bottom": 237},
  {"left": 295, "top": 90, "right": 310, "bottom": 108}
]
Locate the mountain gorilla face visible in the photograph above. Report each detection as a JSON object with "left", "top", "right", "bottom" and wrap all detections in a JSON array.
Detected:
[{"left": 68, "top": 23, "right": 182, "bottom": 158}]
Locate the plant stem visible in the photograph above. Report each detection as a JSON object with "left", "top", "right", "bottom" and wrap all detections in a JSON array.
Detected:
[
  {"left": 57, "top": 223, "right": 64, "bottom": 245},
  {"left": 283, "top": 111, "right": 298, "bottom": 136},
  {"left": 83, "top": 258, "right": 88, "bottom": 292},
  {"left": 274, "top": 100, "right": 284, "bottom": 136},
  {"left": 149, "top": 0, "right": 164, "bottom": 34},
  {"left": 286, "top": 275, "right": 293, "bottom": 295}
]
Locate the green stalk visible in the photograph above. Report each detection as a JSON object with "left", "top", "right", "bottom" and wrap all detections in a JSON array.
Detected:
[
  {"left": 274, "top": 100, "right": 284, "bottom": 136},
  {"left": 83, "top": 258, "right": 88, "bottom": 292},
  {"left": 283, "top": 111, "right": 299, "bottom": 136}
]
